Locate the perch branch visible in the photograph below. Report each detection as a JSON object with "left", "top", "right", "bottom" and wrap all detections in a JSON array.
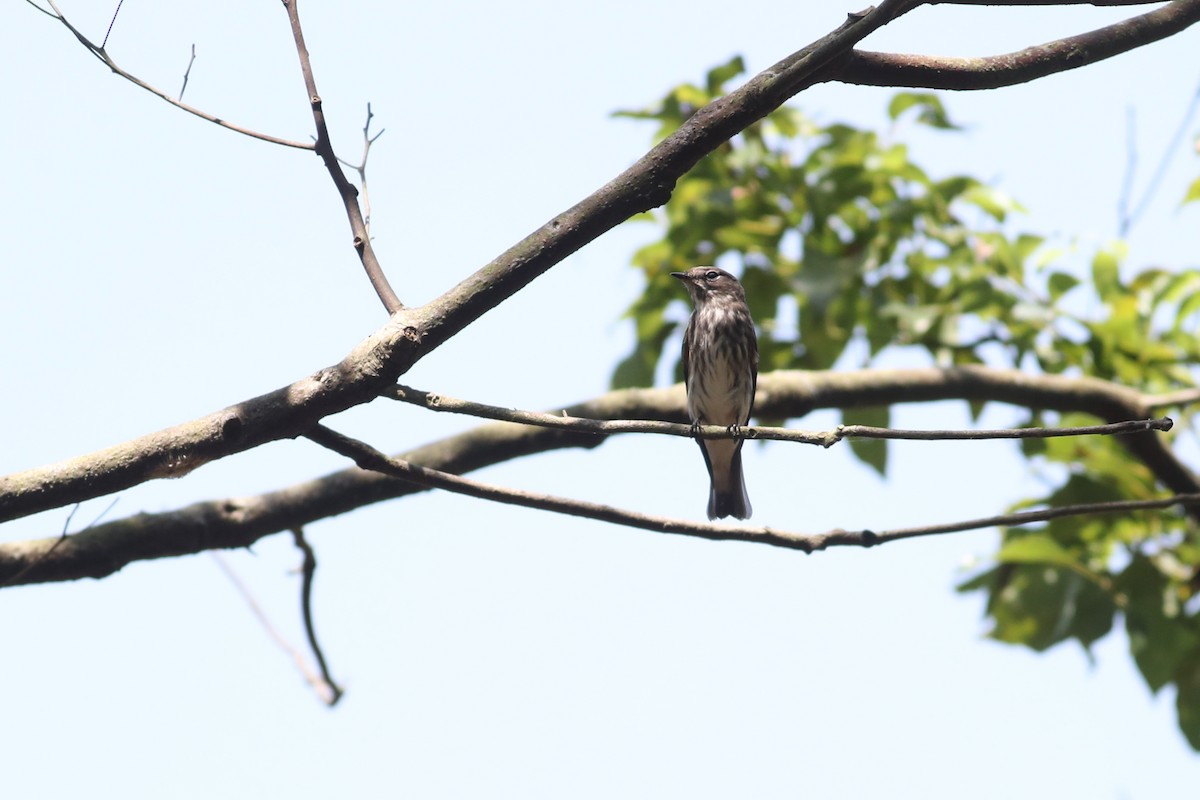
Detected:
[
  {"left": 386, "top": 384, "right": 1171, "bottom": 446},
  {"left": 3, "top": 367, "right": 1197, "bottom": 587}
]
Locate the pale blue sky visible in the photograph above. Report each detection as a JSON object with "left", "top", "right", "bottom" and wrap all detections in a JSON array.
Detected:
[{"left": 2, "top": 2, "right": 1199, "bottom": 797}]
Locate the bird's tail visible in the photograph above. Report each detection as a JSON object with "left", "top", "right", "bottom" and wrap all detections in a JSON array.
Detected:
[{"left": 708, "top": 448, "right": 751, "bottom": 520}]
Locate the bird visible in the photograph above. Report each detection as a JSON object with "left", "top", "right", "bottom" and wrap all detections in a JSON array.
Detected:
[{"left": 670, "top": 266, "right": 758, "bottom": 520}]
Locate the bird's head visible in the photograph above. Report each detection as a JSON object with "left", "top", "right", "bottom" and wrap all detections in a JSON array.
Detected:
[{"left": 670, "top": 266, "right": 747, "bottom": 306}]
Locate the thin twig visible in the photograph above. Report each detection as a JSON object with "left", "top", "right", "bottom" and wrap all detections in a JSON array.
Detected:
[
  {"left": 291, "top": 528, "right": 343, "bottom": 706},
  {"left": 1118, "top": 106, "right": 1139, "bottom": 237},
  {"left": 22, "top": 0, "right": 57, "bottom": 19},
  {"left": 282, "top": 1, "right": 402, "bottom": 313},
  {"left": 210, "top": 550, "right": 340, "bottom": 704},
  {"left": 1122, "top": 71, "right": 1200, "bottom": 235},
  {"left": 387, "top": 384, "right": 1172, "bottom": 447},
  {"left": 38, "top": 1, "right": 312, "bottom": 149},
  {"left": 178, "top": 44, "right": 197, "bottom": 102},
  {"left": 0, "top": 498, "right": 118, "bottom": 588},
  {"left": 335, "top": 104, "right": 386, "bottom": 234},
  {"left": 304, "top": 423, "right": 1200, "bottom": 553},
  {"left": 834, "top": 417, "right": 1171, "bottom": 443},
  {"left": 101, "top": 0, "right": 123, "bottom": 50},
  {"left": 0, "top": 505, "right": 77, "bottom": 588},
  {"left": 859, "top": 493, "right": 1200, "bottom": 544}
]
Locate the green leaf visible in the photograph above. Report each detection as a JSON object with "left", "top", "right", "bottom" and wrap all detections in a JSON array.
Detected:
[
  {"left": 1091, "top": 245, "right": 1126, "bottom": 302},
  {"left": 961, "top": 184, "right": 1024, "bottom": 221},
  {"left": 1047, "top": 271, "right": 1080, "bottom": 300},
  {"left": 886, "top": 92, "right": 960, "bottom": 130},
  {"left": 1182, "top": 176, "right": 1200, "bottom": 207},
  {"left": 844, "top": 405, "right": 889, "bottom": 477},
  {"left": 982, "top": 563, "right": 1114, "bottom": 651},
  {"left": 1120, "top": 555, "right": 1200, "bottom": 693},
  {"left": 1177, "top": 651, "right": 1200, "bottom": 749},
  {"left": 705, "top": 55, "right": 745, "bottom": 94},
  {"left": 995, "top": 534, "right": 1078, "bottom": 569}
]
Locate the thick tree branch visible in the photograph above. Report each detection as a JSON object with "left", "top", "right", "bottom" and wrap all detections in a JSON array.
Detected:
[
  {"left": 3, "top": 367, "right": 1195, "bottom": 588},
  {"left": 832, "top": 0, "right": 1200, "bottom": 89},
  {"left": 936, "top": 1, "right": 1170, "bottom": 6}
]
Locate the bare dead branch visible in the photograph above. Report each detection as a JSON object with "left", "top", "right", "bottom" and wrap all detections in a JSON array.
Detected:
[
  {"left": 292, "top": 529, "right": 343, "bottom": 706},
  {"left": 38, "top": 1, "right": 314, "bottom": 150},
  {"left": 211, "top": 549, "right": 339, "bottom": 704},
  {"left": 2, "top": 367, "right": 1196, "bottom": 588},
  {"left": 386, "top": 384, "right": 1172, "bottom": 446},
  {"left": 282, "top": 1, "right": 402, "bottom": 314},
  {"left": 832, "top": 1, "right": 1200, "bottom": 90}
]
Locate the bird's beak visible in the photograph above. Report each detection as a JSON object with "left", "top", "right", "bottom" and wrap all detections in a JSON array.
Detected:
[{"left": 670, "top": 271, "right": 687, "bottom": 281}]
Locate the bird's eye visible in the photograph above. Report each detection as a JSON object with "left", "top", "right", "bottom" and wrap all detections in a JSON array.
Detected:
[{"left": 705, "top": 270, "right": 720, "bottom": 281}]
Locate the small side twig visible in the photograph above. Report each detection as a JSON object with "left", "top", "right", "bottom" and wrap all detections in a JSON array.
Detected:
[
  {"left": 178, "top": 44, "right": 197, "bottom": 102},
  {"left": 336, "top": 104, "right": 386, "bottom": 233},
  {"left": 291, "top": 528, "right": 343, "bottom": 706},
  {"left": 386, "top": 385, "right": 1172, "bottom": 447},
  {"left": 1119, "top": 71, "right": 1200, "bottom": 236},
  {"left": 0, "top": 499, "right": 117, "bottom": 588},
  {"left": 101, "top": 0, "right": 123, "bottom": 49},
  {"left": 211, "top": 548, "right": 340, "bottom": 705}
]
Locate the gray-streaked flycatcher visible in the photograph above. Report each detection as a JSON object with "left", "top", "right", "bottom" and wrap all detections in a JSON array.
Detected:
[{"left": 671, "top": 266, "right": 758, "bottom": 520}]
